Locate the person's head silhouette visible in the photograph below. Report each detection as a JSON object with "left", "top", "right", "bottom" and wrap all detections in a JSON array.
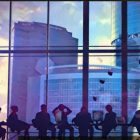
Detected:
[
  {"left": 81, "top": 106, "right": 88, "bottom": 113},
  {"left": 11, "top": 106, "right": 18, "bottom": 113},
  {"left": 41, "top": 104, "right": 47, "bottom": 112},
  {"left": 105, "top": 105, "right": 112, "bottom": 112},
  {"left": 58, "top": 104, "right": 65, "bottom": 111}
]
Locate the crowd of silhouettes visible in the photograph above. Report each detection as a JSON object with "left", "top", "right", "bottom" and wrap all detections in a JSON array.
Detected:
[{"left": 1, "top": 104, "right": 140, "bottom": 140}]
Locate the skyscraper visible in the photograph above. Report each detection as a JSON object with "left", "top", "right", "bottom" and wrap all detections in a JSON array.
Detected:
[
  {"left": 111, "top": 2, "right": 140, "bottom": 136},
  {"left": 11, "top": 21, "right": 78, "bottom": 121},
  {"left": 111, "top": 2, "right": 140, "bottom": 69}
]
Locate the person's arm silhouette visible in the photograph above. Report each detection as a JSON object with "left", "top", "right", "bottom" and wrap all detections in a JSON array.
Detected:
[
  {"left": 64, "top": 105, "right": 72, "bottom": 115},
  {"left": 35, "top": 113, "right": 39, "bottom": 120},
  {"left": 34, "top": 113, "right": 40, "bottom": 126},
  {"left": 52, "top": 107, "right": 59, "bottom": 116},
  {"left": 47, "top": 113, "right": 50, "bottom": 122},
  {"left": 16, "top": 114, "right": 18, "bottom": 120},
  {"left": 89, "top": 113, "right": 93, "bottom": 125},
  {"left": 130, "top": 116, "right": 136, "bottom": 127}
]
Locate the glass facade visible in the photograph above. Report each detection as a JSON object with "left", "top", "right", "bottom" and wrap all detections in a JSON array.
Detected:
[
  {"left": 0, "top": 1, "right": 139, "bottom": 139},
  {"left": 111, "top": 1, "right": 122, "bottom": 43},
  {"left": 112, "top": 2, "right": 140, "bottom": 70},
  {"left": 111, "top": 1, "right": 140, "bottom": 45}
]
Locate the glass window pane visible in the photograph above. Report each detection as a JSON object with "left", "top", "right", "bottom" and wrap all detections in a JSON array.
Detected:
[
  {"left": 0, "top": 2, "right": 9, "bottom": 50},
  {"left": 48, "top": 53, "right": 83, "bottom": 135},
  {"left": 89, "top": 1, "right": 121, "bottom": 50},
  {"left": 11, "top": 1, "right": 47, "bottom": 50},
  {"left": 49, "top": 1, "right": 83, "bottom": 50},
  {"left": 127, "top": 2, "right": 140, "bottom": 49},
  {"left": 0, "top": 54, "right": 8, "bottom": 132},
  {"left": 9, "top": 53, "right": 48, "bottom": 136},
  {"left": 127, "top": 53, "right": 140, "bottom": 137},
  {"left": 88, "top": 53, "right": 122, "bottom": 137}
]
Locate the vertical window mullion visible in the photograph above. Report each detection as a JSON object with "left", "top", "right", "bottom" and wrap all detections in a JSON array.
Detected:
[
  {"left": 82, "top": 1, "right": 89, "bottom": 109},
  {"left": 46, "top": 1, "right": 49, "bottom": 109},
  {"left": 7, "top": 1, "right": 12, "bottom": 139},
  {"left": 121, "top": 1, "right": 127, "bottom": 138}
]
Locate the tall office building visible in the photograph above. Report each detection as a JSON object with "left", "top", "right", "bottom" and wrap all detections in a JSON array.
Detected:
[
  {"left": 111, "top": 2, "right": 140, "bottom": 136},
  {"left": 111, "top": 2, "right": 140, "bottom": 69},
  {"left": 11, "top": 21, "right": 78, "bottom": 121}
]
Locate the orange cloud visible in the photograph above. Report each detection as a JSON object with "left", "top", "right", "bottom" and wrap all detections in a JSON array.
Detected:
[{"left": 0, "top": 37, "right": 9, "bottom": 48}]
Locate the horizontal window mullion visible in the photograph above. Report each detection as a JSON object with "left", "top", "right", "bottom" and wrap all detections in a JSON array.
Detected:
[{"left": 0, "top": 49, "right": 140, "bottom": 53}]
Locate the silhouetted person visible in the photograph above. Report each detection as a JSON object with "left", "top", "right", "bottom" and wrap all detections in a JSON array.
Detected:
[
  {"left": 72, "top": 106, "right": 93, "bottom": 140},
  {"left": 32, "top": 104, "right": 56, "bottom": 139},
  {"left": 7, "top": 106, "right": 30, "bottom": 137},
  {"left": 52, "top": 104, "right": 74, "bottom": 140},
  {"left": 0, "top": 107, "right": 6, "bottom": 140},
  {"left": 130, "top": 110, "right": 140, "bottom": 135},
  {"left": 102, "top": 105, "right": 116, "bottom": 140}
]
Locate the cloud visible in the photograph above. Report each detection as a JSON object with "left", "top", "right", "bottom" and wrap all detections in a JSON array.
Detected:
[
  {"left": 89, "top": 22, "right": 111, "bottom": 46},
  {"left": 89, "top": 1, "right": 111, "bottom": 26},
  {"left": 98, "top": 2, "right": 111, "bottom": 24},
  {"left": 50, "top": 2, "right": 83, "bottom": 45},
  {"left": 89, "top": 2, "right": 111, "bottom": 47},
  {"left": 94, "top": 36, "right": 111, "bottom": 46},
  {"left": 62, "top": 1, "right": 76, "bottom": 7},
  {"left": 89, "top": 35, "right": 115, "bottom": 65},
  {"left": 78, "top": 19, "right": 83, "bottom": 26},
  {"left": 0, "top": 37, "right": 9, "bottom": 47},
  {"left": 0, "top": 1, "right": 48, "bottom": 42},
  {"left": 0, "top": 2, "right": 10, "bottom": 22},
  {"left": 0, "top": 57, "right": 8, "bottom": 95},
  {"left": 12, "top": 2, "right": 44, "bottom": 21}
]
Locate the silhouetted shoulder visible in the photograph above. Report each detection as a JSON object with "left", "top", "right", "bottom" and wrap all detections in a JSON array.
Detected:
[
  {"left": 36, "top": 112, "right": 41, "bottom": 115},
  {"left": 88, "top": 112, "right": 91, "bottom": 116},
  {"left": 105, "top": 113, "right": 109, "bottom": 116},
  {"left": 46, "top": 113, "right": 50, "bottom": 116},
  {"left": 76, "top": 113, "right": 81, "bottom": 116},
  {"left": 35, "top": 111, "right": 42, "bottom": 117},
  {"left": 107, "top": 112, "right": 116, "bottom": 115},
  {"left": 112, "top": 112, "right": 116, "bottom": 116}
]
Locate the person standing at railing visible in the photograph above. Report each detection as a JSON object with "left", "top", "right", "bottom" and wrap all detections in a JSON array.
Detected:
[{"left": 0, "top": 107, "right": 6, "bottom": 140}]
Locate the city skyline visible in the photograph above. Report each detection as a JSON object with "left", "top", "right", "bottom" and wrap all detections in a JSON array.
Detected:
[{"left": 0, "top": 2, "right": 113, "bottom": 120}]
